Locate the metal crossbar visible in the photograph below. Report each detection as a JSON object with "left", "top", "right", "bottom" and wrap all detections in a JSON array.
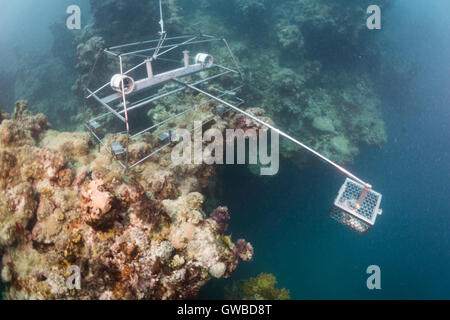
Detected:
[
  {"left": 108, "top": 35, "right": 195, "bottom": 52},
  {"left": 87, "top": 66, "right": 235, "bottom": 126}
]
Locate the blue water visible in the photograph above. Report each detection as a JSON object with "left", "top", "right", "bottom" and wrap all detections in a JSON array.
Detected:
[
  {"left": 200, "top": 0, "right": 449, "bottom": 299},
  {"left": 0, "top": 0, "right": 91, "bottom": 51}
]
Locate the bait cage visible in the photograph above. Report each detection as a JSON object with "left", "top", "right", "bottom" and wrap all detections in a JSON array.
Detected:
[{"left": 329, "top": 178, "right": 383, "bottom": 234}]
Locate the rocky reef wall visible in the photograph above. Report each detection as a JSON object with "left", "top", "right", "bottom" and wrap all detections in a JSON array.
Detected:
[{"left": 0, "top": 101, "right": 258, "bottom": 299}]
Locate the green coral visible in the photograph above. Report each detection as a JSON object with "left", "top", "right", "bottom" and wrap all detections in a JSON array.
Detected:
[
  {"left": 312, "top": 116, "right": 336, "bottom": 133},
  {"left": 241, "top": 273, "right": 290, "bottom": 300}
]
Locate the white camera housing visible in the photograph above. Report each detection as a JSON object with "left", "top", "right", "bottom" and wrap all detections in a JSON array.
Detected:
[
  {"left": 110, "top": 74, "right": 135, "bottom": 94},
  {"left": 195, "top": 53, "right": 214, "bottom": 67}
]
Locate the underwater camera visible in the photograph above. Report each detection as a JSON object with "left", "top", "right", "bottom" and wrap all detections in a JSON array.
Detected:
[
  {"left": 110, "top": 74, "right": 135, "bottom": 94},
  {"left": 195, "top": 53, "right": 214, "bottom": 67}
]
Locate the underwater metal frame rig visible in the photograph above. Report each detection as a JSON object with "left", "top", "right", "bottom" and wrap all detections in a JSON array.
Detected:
[
  {"left": 84, "top": 0, "right": 383, "bottom": 234},
  {"left": 85, "top": 33, "right": 244, "bottom": 169}
]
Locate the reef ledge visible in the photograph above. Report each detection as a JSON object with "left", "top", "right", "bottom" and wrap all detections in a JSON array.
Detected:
[{"left": 0, "top": 102, "right": 255, "bottom": 300}]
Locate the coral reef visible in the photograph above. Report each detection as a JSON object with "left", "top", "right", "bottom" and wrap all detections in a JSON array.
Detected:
[
  {"left": 0, "top": 105, "right": 255, "bottom": 300},
  {"left": 224, "top": 273, "right": 290, "bottom": 300},
  {"left": 234, "top": 239, "right": 254, "bottom": 262},
  {"left": 241, "top": 273, "right": 290, "bottom": 300},
  {"left": 210, "top": 207, "right": 230, "bottom": 233}
]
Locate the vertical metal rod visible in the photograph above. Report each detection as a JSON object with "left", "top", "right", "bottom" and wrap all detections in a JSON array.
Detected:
[
  {"left": 119, "top": 56, "right": 130, "bottom": 169},
  {"left": 355, "top": 186, "right": 370, "bottom": 209},
  {"left": 146, "top": 59, "right": 153, "bottom": 78},
  {"left": 159, "top": 0, "right": 165, "bottom": 34},
  {"left": 183, "top": 50, "right": 190, "bottom": 68}
]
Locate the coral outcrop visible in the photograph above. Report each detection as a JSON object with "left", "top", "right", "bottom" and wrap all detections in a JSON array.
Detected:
[
  {"left": 224, "top": 272, "right": 290, "bottom": 300},
  {"left": 0, "top": 104, "right": 255, "bottom": 300}
]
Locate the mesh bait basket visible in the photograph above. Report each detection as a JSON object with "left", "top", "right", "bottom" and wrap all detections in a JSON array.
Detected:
[{"left": 329, "top": 178, "right": 382, "bottom": 234}]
